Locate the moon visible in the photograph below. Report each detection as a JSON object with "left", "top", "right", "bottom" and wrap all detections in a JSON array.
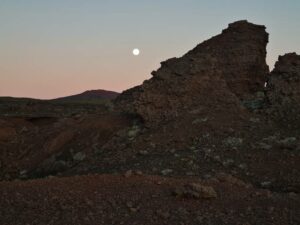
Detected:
[{"left": 133, "top": 48, "right": 140, "bottom": 56}]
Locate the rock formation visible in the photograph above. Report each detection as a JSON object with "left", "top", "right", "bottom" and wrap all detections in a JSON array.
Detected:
[
  {"left": 115, "top": 20, "right": 269, "bottom": 125},
  {"left": 266, "top": 53, "right": 300, "bottom": 125}
]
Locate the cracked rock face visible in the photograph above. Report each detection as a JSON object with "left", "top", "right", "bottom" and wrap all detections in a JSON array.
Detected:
[
  {"left": 267, "top": 53, "right": 300, "bottom": 104},
  {"left": 115, "top": 20, "right": 269, "bottom": 125},
  {"left": 267, "top": 53, "right": 300, "bottom": 124}
]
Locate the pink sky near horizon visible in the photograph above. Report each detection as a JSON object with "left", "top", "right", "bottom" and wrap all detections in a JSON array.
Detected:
[
  {"left": 0, "top": 50, "right": 277, "bottom": 100},
  {"left": 0, "top": 46, "right": 157, "bottom": 99},
  {"left": 0, "top": 39, "right": 285, "bottom": 99}
]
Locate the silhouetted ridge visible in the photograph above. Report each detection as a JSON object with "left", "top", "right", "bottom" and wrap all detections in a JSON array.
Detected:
[{"left": 54, "top": 89, "right": 119, "bottom": 101}]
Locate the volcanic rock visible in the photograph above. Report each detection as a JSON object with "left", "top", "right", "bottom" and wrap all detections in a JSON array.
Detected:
[
  {"left": 115, "top": 20, "right": 269, "bottom": 125},
  {"left": 172, "top": 183, "right": 217, "bottom": 199},
  {"left": 266, "top": 53, "right": 300, "bottom": 125}
]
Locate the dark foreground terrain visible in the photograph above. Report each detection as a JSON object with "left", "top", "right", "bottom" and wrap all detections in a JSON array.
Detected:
[
  {"left": 1, "top": 175, "right": 298, "bottom": 225},
  {"left": 0, "top": 21, "right": 299, "bottom": 225}
]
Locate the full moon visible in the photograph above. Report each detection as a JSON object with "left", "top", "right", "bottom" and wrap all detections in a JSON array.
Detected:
[{"left": 133, "top": 48, "right": 140, "bottom": 56}]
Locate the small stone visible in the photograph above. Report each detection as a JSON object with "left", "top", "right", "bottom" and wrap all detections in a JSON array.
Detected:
[
  {"left": 19, "top": 170, "right": 28, "bottom": 178},
  {"left": 201, "top": 117, "right": 208, "bottom": 122},
  {"left": 127, "top": 125, "right": 140, "bottom": 139},
  {"left": 19, "top": 170, "right": 27, "bottom": 176},
  {"left": 124, "top": 170, "right": 133, "bottom": 178},
  {"left": 203, "top": 174, "right": 212, "bottom": 179},
  {"left": 238, "top": 163, "right": 247, "bottom": 170},
  {"left": 173, "top": 183, "right": 217, "bottom": 199},
  {"left": 126, "top": 201, "right": 133, "bottom": 208},
  {"left": 203, "top": 133, "right": 210, "bottom": 138},
  {"left": 222, "top": 159, "right": 235, "bottom": 167},
  {"left": 192, "top": 117, "right": 208, "bottom": 124},
  {"left": 73, "top": 152, "right": 86, "bottom": 161},
  {"left": 186, "top": 172, "right": 195, "bottom": 176},
  {"left": 130, "top": 207, "right": 138, "bottom": 213},
  {"left": 126, "top": 201, "right": 139, "bottom": 213},
  {"left": 288, "top": 192, "right": 298, "bottom": 200},
  {"left": 262, "top": 136, "right": 277, "bottom": 143},
  {"left": 156, "top": 209, "right": 170, "bottom": 219},
  {"left": 172, "top": 187, "right": 184, "bottom": 197},
  {"left": 256, "top": 91, "right": 265, "bottom": 98},
  {"left": 189, "top": 109, "right": 201, "bottom": 114},
  {"left": 260, "top": 181, "right": 272, "bottom": 188},
  {"left": 188, "top": 160, "right": 194, "bottom": 165},
  {"left": 161, "top": 169, "right": 173, "bottom": 176},
  {"left": 187, "top": 183, "right": 217, "bottom": 199},
  {"left": 216, "top": 173, "right": 249, "bottom": 187},
  {"left": 223, "top": 137, "right": 243, "bottom": 147},
  {"left": 20, "top": 126, "right": 29, "bottom": 133},
  {"left": 189, "top": 146, "right": 196, "bottom": 150},
  {"left": 213, "top": 155, "right": 221, "bottom": 162},
  {"left": 258, "top": 142, "right": 272, "bottom": 150},
  {"left": 135, "top": 170, "right": 143, "bottom": 175},
  {"left": 108, "top": 199, "right": 117, "bottom": 208},
  {"left": 150, "top": 143, "right": 156, "bottom": 148},
  {"left": 138, "top": 150, "right": 148, "bottom": 155},
  {"left": 177, "top": 207, "right": 189, "bottom": 216},
  {"left": 196, "top": 216, "right": 204, "bottom": 223},
  {"left": 93, "top": 145, "right": 102, "bottom": 154},
  {"left": 249, "top": 117, "right": 260, "bottom": 123},
  {"left": 278, "top": 137, "right": 297, "bottom": 149}
]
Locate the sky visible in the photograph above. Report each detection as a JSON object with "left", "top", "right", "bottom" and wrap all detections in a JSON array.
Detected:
[{"left": 0, "top": 0, "right": 299, "bottom": 99}]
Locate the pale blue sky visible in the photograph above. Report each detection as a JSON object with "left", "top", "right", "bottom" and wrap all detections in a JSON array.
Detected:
[{"left": 0, "top": 0, "right": 299, "bottom": 98}]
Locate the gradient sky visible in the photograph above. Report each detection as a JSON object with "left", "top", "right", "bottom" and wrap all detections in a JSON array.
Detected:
[{"left": 0, "top": 0, "right": 299, "bottom": 99}]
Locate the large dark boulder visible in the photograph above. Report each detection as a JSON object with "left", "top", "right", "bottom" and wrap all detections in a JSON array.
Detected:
[{"left": 115, "top": 20, "right": 269, "bottom": 125}]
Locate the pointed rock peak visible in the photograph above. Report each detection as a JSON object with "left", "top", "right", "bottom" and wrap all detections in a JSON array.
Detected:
[
  {"left": 226, "top": 20, "right": 266, "bottom": 30},
  {"left": 116, "top": 21, "right": 269, "bottom": 125}
]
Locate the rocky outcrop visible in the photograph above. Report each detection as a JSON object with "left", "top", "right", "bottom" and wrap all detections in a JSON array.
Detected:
[
  {"left": 266, "top": 53, "right": 300, "bottom": 125},
  {"left": 115, "top": 20, "right": 269, "bottom": 125}
]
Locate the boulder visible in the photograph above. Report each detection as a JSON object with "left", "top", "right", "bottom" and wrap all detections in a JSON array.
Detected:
[{"left": 172, "top": 183, "right": 217, "bottom": 199}]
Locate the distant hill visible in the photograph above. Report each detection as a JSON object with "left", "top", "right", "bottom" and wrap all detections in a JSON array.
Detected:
[
  {"left": 0, "top": 90, "right": 120, "bottom": 115},
  {"left": 53, "top": 90, "right": 119, "bottom": 102},
  {"left": 0, "top": 89, "right": 119, "bottom": 117}
]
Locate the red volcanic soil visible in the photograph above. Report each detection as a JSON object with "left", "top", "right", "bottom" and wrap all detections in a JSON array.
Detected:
[{"left": 0, "top": 174, "right": 298, "bottom": 225}]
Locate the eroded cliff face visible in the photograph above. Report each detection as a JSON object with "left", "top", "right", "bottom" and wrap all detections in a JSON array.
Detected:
[
  {"left": 267, "top": 53, "right": 300, "bottom": 126},
  {"left": 115, "top": 20, "right": 269, "bottom": 125}
]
